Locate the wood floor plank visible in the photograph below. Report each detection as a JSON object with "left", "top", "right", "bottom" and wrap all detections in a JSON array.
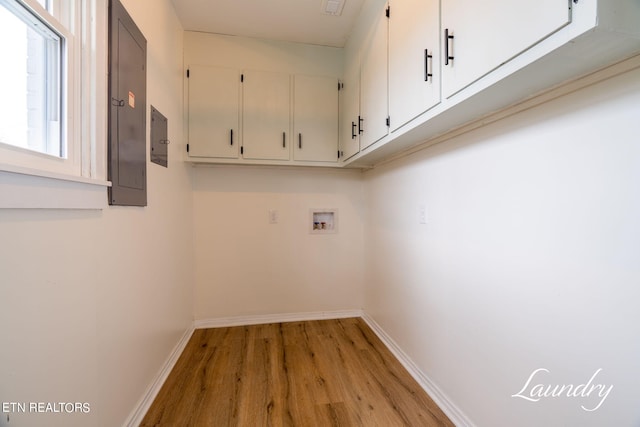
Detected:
[
  {"left": 141, "top": 318, "right": 454, "bottom": 427},
  {"left": 314, "top": 402, "right": 351, "bottom": 427},
  {"left": 349, "top": 319, "right": 453, "bottom": 426}
]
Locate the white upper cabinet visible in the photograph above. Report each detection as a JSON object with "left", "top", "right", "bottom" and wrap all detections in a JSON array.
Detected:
[
  {"left": 242, "top": 70, "right": 291, "bottom": 161},
  {"left": 340, "top": 0, "right": 640, "bottom": 167},
  {"left": 293, "top": 75, "right": 339, "bottom": 162},
  {"left": 388, "top": 0, "right": 440, "bottom": 132},
  {"left": 188, "top": 65, "right": 240, "bottom": 158},
  {"left": 441, "top": 0, "right": 571, "bottom": 98},
  {"left": 186, "top": 66, "right": 340, "bottom": 165},
  {"left": 339, "top": 56, "right": 361, "bottom": 161},
  {"left": 185, "top": 1, "right": 639, "bottom": 168},
  {"left": 359, "top": 1, "right": 389, "bottom": 151}
]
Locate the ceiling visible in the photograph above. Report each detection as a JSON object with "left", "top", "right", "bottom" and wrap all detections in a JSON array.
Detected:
[{"left": 170, "top": 0, "right": 366, "bottom": 48}]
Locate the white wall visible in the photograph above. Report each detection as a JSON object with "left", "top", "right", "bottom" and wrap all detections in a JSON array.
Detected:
[
  {"left": 184, "top": 31, "right": 343, "bottom": 76},
  {"left": 185, "top": 32, "right": 364, "bottom": 321},
  {"left": 192, "top": 166, "right": 365, "bottom": 320},
  {"left": 364, "top": 66, "right": 640, "bottom": 426},
  {"left": 0, "top": 1, "right": 194, "bottom": 426}
]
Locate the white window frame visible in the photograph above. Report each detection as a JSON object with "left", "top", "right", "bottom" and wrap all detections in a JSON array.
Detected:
[{"left": 0, "top": 0, "right": 110, "bottom": 209}]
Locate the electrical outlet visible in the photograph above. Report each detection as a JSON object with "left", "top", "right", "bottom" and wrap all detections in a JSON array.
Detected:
[
  {"left": 268, "top": 209, "right": 278, "bottom": 224},
  {"left": 418, "top": 205, "right": 427, "bottom": 224}
]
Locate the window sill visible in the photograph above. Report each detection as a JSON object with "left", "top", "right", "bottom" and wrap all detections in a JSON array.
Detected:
[{"left": 0, "top": 163, "right": 111, "bottom": 210}]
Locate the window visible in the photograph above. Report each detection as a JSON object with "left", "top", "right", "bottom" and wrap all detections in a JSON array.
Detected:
[
  {"left": 0, "top": 0, "right": 63, "bottom": 157},
  {"left": 0, "top": 0, "right": 109, "bottom": 208}
]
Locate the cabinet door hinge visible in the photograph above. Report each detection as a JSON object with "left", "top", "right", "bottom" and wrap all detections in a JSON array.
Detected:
[
  {"left": 386, "top": 116, "right": 390, "bottom": 127},
  {"left": 186, "top": 69, "right": 190, "bottom": 78},
  {"left": 241, "top": 74, "right": 244, "bottom": 82},
  {"left": 186, "top": 143, "right": 190, "bottom": 153},
  {"left": 386, "top": 6, "right": 390, "bottom": 18}
]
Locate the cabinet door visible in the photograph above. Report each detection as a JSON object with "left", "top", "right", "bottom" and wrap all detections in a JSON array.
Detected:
[
  {"left": 339, "top": 57, "right": 361, "bottom": 161},
  {"left": 293, "top": 75, "right": 339, "bottom": 162},
  {"left": 188, "top": 66, "right": 240, "bottom": 158},
  {"left": 442, "top": 0, "right": 570, "bottom": 98},
  {"left": 388, "top": 0, "right": 440, "bottom": 132},
  {"left": 242, "top": 70, "right": 290, "bottom": 160},
  {"left": 359, "top": 1, "right": 389, "bottom": 151}
]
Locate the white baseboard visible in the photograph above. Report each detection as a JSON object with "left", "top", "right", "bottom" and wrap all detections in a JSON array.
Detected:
[
  {"left": 124, "top": 323, "right": 195, "bottom": 427},
  {"left": 194, "top": 309, "right": 364, "bottom": 329},
  {"left": 361, "top": 313, "right": 476, "bottom": 427}
]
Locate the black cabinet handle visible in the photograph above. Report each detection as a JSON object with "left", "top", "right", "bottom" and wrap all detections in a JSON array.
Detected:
[
  {"left": 282, "top": 132, "right": 286, "bottom": 148},
  {"left": 351, "top": 122, "right": 357, "bottom": 139},
  {"left": 425, "top": 49, "right": 433, "bottom": 81},
  {"left": 358, "top": 116, "right": 364, "bottom": 134},
  {"left": 230, "top": 129, "right": 234, "bottom": 146},
  {"left": 298, "top": 133, "right": 302, "bottom": 149},
  {"left": 445, "top": 29, "right": 454, "bottom": 65}
]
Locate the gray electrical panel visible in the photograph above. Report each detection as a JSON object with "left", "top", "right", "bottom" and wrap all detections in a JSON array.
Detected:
[{"left": 108, "top": 0, "right": 147, "bottom": 206}]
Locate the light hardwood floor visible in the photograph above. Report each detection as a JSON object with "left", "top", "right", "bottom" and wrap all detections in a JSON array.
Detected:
[{"left": 141, "top": 317, "right": 454, "bottom": 426}]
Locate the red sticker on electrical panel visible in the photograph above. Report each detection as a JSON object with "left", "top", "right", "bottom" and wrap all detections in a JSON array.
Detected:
[{"left": 128, "top": 91, "right": 135, "bottom": 108}]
